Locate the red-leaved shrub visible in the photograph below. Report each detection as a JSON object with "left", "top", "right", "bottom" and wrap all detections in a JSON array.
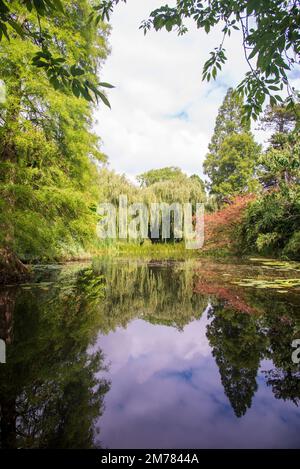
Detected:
[{"left": 202, "top": 195, "right": 255, "bottom": 251}]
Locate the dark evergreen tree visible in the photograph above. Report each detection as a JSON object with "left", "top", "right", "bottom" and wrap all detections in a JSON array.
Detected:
[{"left": 203, "top": 88, "right": 260, "bottom": 197}]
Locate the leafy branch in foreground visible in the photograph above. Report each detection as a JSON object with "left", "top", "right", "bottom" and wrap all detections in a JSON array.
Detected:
[
  {"left": 32, "top": 51, "right": 114, "bottom": 106},
  {"left": 89, "top": 0, "right": 127, "bottom": 24},
  {"left": 0, "top": 0, "right": 113, "bottom": 105},
  {"left": 139, "top": 0, "right": 300, "bottom": 121}
]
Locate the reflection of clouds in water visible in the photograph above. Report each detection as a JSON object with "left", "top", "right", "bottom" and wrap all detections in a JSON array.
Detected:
[
  {"left": 97, "top": 317, "right": 211, "bottom": 382},
  {"left": 94, "top": 317, "right": 300, "bottom": 449}
]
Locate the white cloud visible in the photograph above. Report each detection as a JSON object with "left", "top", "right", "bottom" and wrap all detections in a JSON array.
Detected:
[{"left": 94, "top": 0, "right": 297, "bottom": 181}]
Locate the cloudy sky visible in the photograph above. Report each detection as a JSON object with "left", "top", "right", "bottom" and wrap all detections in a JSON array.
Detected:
[{"left": 93, "top": 0, "right": 288, "bottom": 182}]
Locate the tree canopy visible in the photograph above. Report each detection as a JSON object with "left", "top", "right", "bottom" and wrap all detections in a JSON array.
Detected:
[
  {"left": 0, "top": 0, "right": 113, "bottom": 104},
  {"left": 204, "top": 88, "right": 260, "bottom": 197},
  {"left": 137, "top": 167, "right": 186, "bottom": 187},
  {"left": 239, "top": 104, "right": 300, "bottom": 258},
  {"left": 0, "top": 0, "right": 109, "bottom": 263}
]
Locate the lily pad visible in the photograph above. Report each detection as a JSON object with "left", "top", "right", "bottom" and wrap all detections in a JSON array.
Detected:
[
  {"left": 232, "top": 277, "right": 300, "bottom": 291},
  {"left": 249, "top": 258, "right": 300, "bottom": 272}
]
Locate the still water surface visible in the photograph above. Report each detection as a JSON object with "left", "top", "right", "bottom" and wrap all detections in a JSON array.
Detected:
[{"left": 0, "top": 258, "right": 300, "bottom": 448}]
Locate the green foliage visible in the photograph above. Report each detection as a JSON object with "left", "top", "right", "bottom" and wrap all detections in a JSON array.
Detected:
[
  {"left": 97, "top": 240, "right": 199, "bottom": 260},
  {"left": 137, "top": 168, "right": 206, "bottom": 210},
  {"left": 258, "top": 136, "right": 300, "bottom": 188},
  {"left": 98, "top": 167, "right": 139, "bottom": 205},
  {"left": 258, "top": 106, "right": 300, "bottom": 187},
  {"left": 139, "top": 0, "right": 300, "bottom": 120},
  {"left": 137, "top": 166, "right": 185, "bottom": 187},
  {"left": 0, "top": 1, "right": 109, "bottom": 262},
  {"left": 239, "top": 186, "right": 300, "bottom": 259},
  {"left": 206, "top": 88, "right": 250, "bottom": 155},
  {"left": 89, "top": 0, "right": 126, "bottom": 24},
  {"left": 283, "top": 231, "right": 300, "bottom": 258},
  {"left": 206, "top": 133, "right": 260, "bottom": 197},
  {"left": 97, "top": 166, "right": 206, "bottom": 244},
  {"left": 260, "top": 103, "right": 299, "bottom": 133},
  {"left": 238, "top": 105, "right": 300, "bottom": 259},
  {"left": 142, "top": 175, "right": 205, "bottom": 206},
  {"left": 190, "top": 174, "right": 205, "bottom": 191},
  {"left": 204, "top": 88, "right": 260, "bottom": 198},
  {"left": 140, "top": 170, "right": 205, "bottom": 241},
  {"left": 0, "top": 0, "right": 112, "bottom": 104},
  {"left": 137, "top": 167, "right": 205, "bottom": 206}
]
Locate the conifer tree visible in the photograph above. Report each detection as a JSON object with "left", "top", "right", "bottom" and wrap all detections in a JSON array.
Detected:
[{"left": 204, "top": 88, "right": 260, "bottom": 198}]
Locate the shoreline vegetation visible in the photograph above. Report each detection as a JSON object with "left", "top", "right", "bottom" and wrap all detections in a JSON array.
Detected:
[
  {"left": 1, "top": 240, "right": 300, "bottom": 286},
  {"left": 0, "top": 242, "right": 212, "bottom": 285}
]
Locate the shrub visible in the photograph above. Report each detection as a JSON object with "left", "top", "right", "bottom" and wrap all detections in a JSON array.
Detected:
[
  {"left": 203, "top": 195, "right": 255, "bottom": 253},
  {"left": 239, "top": 186, "right": 300, "bottom": 259}
]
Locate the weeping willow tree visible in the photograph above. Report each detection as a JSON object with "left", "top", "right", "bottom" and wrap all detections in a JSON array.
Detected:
[
  {"left": 0, "top": 1, "right": 110, "bottom": 282},
  {"left": 97, "top": 167, "right": 206, "bottom": 244},
  {"left": 98, "top": 167, "right": 139, "bottom": 205},
  {"left": 141, "top": 172, "right": 206, "bottom": 243},
  {"left": 142, "top": 177, "right": 205, "bottom": 206}
]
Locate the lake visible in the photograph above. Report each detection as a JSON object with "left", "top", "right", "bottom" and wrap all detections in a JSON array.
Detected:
[{"left": 0, "top": 257, "right": 300, "bottom": 448}]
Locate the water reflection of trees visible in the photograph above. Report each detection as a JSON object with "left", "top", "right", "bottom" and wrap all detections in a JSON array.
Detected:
[
  {"left": 93, "top": 259, "right": 208, "bottom": 331},
  {"left": 1, "top": 260, "right": 300, "bottom": 447},
  {"left": 95, "top": 260, "right": 300, "bottom": 416},
  {"left": 0, "top": 267, "right": 110, "bottom": 448},
  {"left": 263, "top": 306, "right": 300, "bottom": 406},
  {"left": 207, "top": 307, "right": 266, "bottom": 417},
  {"left": 205, "top": 285, "right": 300, "bottom": 417}
]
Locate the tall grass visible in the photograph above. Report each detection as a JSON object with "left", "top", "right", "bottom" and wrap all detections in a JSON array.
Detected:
[{"left": 94, "top": 240, "right": 200, "bottom": 260}]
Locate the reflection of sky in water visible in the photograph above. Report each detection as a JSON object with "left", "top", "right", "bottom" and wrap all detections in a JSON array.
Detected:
[{"left": 93, "top": 314, "right": 300, "bottom": 449}]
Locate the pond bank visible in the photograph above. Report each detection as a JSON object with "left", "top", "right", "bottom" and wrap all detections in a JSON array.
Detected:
[{"left": 1, "top": 241, "right": 299, "bottom": 286}]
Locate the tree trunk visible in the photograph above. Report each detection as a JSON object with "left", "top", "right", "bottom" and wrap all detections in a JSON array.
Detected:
[{"left": 0, "top": 248, "right": 29, "bottom": 284}]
